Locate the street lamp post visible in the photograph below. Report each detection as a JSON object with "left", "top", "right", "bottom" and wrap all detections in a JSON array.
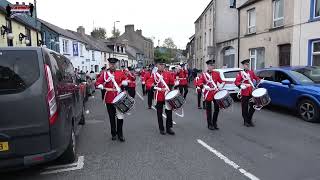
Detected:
[{"left": 113, "top": 21, "right": 120, "bottom": 37}]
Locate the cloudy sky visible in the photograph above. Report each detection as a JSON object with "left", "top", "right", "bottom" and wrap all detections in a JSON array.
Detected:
[{"left": 9, "top": 0, "right": 210, "bottom": 49}]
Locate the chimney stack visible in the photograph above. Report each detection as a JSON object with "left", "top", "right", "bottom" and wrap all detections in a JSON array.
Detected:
[
  {"left": 136, "top": 29, "right": 142, "bottom": 36},
  {"left": 77, "top": 26, "right": 85, "bottom": 35},
  {"left": 125, "top": 25, "right": 134, "bottom": 33}
]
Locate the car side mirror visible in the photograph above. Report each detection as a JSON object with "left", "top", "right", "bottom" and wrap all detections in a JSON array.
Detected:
[{"left": 281, "top": 79, "right": 291, "bottom": 86}]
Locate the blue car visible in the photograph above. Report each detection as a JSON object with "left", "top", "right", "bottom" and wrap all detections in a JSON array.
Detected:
[{"left": 256, "top": 66, "right": 320, "bottom": 122}]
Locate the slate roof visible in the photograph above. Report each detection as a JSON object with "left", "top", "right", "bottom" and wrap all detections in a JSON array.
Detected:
[
  {"left": 38, "top": 19, "right": 84, "bottom": 43},
  {"left": 69, "top": 30, "right": 112, "bottom": 53}
]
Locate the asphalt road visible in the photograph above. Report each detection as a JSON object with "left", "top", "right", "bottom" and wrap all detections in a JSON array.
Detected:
[{"left": 2, "top": 85, "right": 320, "bottom": 180}]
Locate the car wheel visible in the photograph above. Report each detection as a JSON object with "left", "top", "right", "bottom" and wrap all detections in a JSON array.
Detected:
[
  {"left": 60, "top": 128, "right": 76, "bottom": 163},
  {"left": 298, "top": 99, "right": 320, "bottom": 122}
]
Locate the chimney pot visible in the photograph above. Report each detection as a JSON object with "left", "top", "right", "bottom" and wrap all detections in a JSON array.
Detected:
[
  {"left": 77, "top": 26, "right": 85, "bottom": 35},
  {"left": 125, "top": 25, "right": 134, "bottom": 33}
]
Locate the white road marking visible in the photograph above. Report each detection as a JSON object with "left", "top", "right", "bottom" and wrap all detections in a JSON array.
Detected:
[
  {"left": 41, "top": 156, "right": 84, "bottom": 175},
  {"left": 86, "top": 119, "right": 105, "bottom": 124},
  {"left": 136, "top": 91, "right": 144, "bottom": 101},
  {"left": 197, "top": 139, "right": 260, "bottom": 180},
  {"left": 85, "top": 110, "right": 90, "bottom": 114}
]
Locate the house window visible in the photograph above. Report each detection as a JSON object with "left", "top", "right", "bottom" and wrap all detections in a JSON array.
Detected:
[
  {"left": 79, "top": 44, "right": 83, "bottom": 56},
  {"left": 205, "top": 14, "right": 207, "bottom": 28},
  {"left": 92, "top": 51, "right": 95, "bottom": 61},
  {"left": 91, "top": 65, "right": 94, "bottom": 71},
  {"left": 311, "top": 41, "right": 320, "bottom": 66},
  {"left": 247, "top": 9, "right": 256, "bottom": 34},
  {"left": 314, "top": 0, "right": 320, "bottom": 18},
  {"left": 200, "top": 36, "right": 202, "bottom": 49},
  {"left": 25, "top": 28, "right": 31, "bottom": 46},
  {"left": 62, "top": 39, "right": 69, "bottom": 54},
  {"left": 249, "top": 48, "right": 265, "bottom": 70},
  {"left": 273, "top": 0, "right": 284, "bottom": 27},
  {"left": 104, "top": 53, "right": 107, "bottom": 62},
  {"left": 209, "top": 29, "right": 212, "bottom": 46}
]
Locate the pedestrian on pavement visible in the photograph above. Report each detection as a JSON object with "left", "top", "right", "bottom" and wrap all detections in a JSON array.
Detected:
[
  {"left": 177, "top": 63, "right": 189, "bottom": 99},
  {"left": 127, "top": 66, "right": 136, "bottom": 98},
  {"left": 146, "top": 58, "right": 176, "bottom": 135},
  {"left": 140, "top": 66, "right": 147, "bottom": 96},
  {"left": 199, "top": 60, "right": 225, "bottom": 130},
  {"left": 235, "top": 59, "right": 261, "bottom": 127},
  {"left": 99, "top": 66, "right": 107, "bottom": 100},
  {"left": 194, "top": 71, "right": 206, "bottom": 109},
  {"left": 95, "top": 58, "right": 128, "bottom": 142},
  {"left": 144, "top": 66, "right": 153, "bottom": 109}
]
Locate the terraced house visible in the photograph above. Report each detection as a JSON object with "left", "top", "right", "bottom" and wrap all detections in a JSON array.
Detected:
[{"left": 0, "top": 1, "right": 41, "bottom": 47}]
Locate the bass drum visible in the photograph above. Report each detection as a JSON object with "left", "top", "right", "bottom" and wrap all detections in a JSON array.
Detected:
[
  {"left": 165, "top": 90, "right": 185, "bottom": 111},
  {"left": 112, "top": 92, "right": 135, "bottom": 114},
  {"left": 214, "top": 90, "right": 233, "bottom": 109}
]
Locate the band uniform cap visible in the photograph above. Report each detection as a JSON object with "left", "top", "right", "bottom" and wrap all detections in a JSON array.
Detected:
[
  {"left": 241, "top": 59, "right": 250, "bottom": 64},
  {"left": 107, "top": 58, "right": 119, "bottom": 63},
  {"left": 206, "top": 59, "right": 215, "bottom": 65}
]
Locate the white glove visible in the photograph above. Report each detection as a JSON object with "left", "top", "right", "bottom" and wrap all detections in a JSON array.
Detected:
[
  {"left": 174, "top": 80, "right": 179, "bottom": 86},
  {"left": 154, "top": 87, "right": 162, "bottom": 91},
  {"left": 97, "top": 84, "right": 104, "bottom": 90},
  {"left": 122, "top": 80, "right": 128, "bottom": 86},
  {"left": 259, "top": 79, "right": 265, "bottom": 84},
  {"left": 142, "top": 81, "right": 145, "bottom": 85},
  {"left": 109, "top": 74, "right": 114, "bottom": 79},
  {"left": 240, "top": 85, "right": 247, "bottom": 90}
]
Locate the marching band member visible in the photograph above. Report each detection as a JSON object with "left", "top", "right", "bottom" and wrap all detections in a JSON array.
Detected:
[
  {"left": 95, "top": 58, "right": 128, "bottom": 142},
  {"left": 177, "top": 63, "right": 189, "bottom": 99},
  {"left": 194, "top": 71, "right": 205, "bottom": 109},
  {"left": 144, "top": 66, "right": 153, "bottom": 109},
  {"left": 199, "top": 60, "right": 224, "bottom": 130},
  {"left": 99, "top": 66, "right": 107, "bottom": 100},
  {"left": 235, "top": 59, "right": 261, "bottom": 127},
  {"left": 146, "top": 59, "right": 175, "bottom": 135},
  {"left": 169, "top": 67, "right": 177, "bottom": 90},
  {"left": 140, "top": 67, "right": 147, "bottom": 96},
  {"left": 127, "top": 66, "right": 136, "bottom": 98}
]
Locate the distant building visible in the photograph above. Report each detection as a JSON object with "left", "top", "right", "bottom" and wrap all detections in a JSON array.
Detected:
[
  {"left": 186, "top": 35, "right": 195, "bottom": 68},
  {"left": 103, "top": 37, "right": 129, "bottom": 69},
  {"left": 118, "top": 24, "right": 154, "bottom": 66}
]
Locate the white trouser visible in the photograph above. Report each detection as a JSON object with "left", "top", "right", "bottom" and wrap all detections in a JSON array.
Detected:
[{"left": 116, "top": 108, "right": 124, "bottom": 119}]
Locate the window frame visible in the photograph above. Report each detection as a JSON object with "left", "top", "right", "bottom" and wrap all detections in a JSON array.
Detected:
[
  {"left": 247, "top": 8, "right": 256, "bottom": 34},
  {"left": 249, "top": 48, "right": 265, "bottom": 70},
  {"left": 272, "top": 0, "right": 284, "bottom": 28},
  {"left": 313, "top": 0, "right": 320, "bottom": 19},
  {"left": 311, "top": 40, "right": 320, "bottom": 65},
  {"left": 62, "top": 39, "right": 69, "bottom": 54}
]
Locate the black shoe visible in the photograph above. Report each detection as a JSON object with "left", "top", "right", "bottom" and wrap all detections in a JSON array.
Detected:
[
  {"left": 198, "top": 107, "right": 202, "bottom": 109},
  {"left": 249, "top": 122, "right": 255, "bottom": 127},
  {"left": 166, "top": 129, "right": 175, "bottom": 135},
  {"left": 118, "top": 136, "right": 125, "bottom": 142},
  {"left": 160, "top": 130, "right": 166, "bottom": 135},
  {"left": 244, "top": 122, "right": 251, "bottom": 127},
  {"left": 208, "top": 126, "right": 215, "bottom": 130},
  {"left": 112, "top": 136, "right": 117, "bottom": 141},
  {"left": 148, "top": 107, "right": 152, "bottom": 109},
  {"left": 214, "top": 126, "right": 219, "bottom": 130}
]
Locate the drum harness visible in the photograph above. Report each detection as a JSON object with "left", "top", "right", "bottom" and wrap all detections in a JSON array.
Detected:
[
  {"left": 101, "top": 71, "right": 122, "bottom": 105},
  {"left": 237, "top": 71, "right": 264, "bottom": 111},
  {"left": 203, "top": 72, "right": 218, "bottom": 100}
]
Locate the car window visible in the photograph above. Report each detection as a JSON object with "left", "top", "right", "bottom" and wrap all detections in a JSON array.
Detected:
[
  {"left": 0, "top": 50, "right": 40, "bottom": 94},
  {"left": 275, "top": 71, "right": 293, "bottom": 83},
  {"left": 295, "top": 67, "right": 320, "bottom": 83},
  {"left": 223, "top": 70, "right": 241, "bottom": 78},
  {"left": 257, "top": 70, "right": 275, "bottom": 81},
  {"left": 290, "top": 71, "right": 314, "bottom": 84}
]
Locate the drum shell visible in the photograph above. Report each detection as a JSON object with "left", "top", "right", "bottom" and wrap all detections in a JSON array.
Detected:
[
  {"left": 113, "top": 93, "right": 135, "bottom": 114},
  {"left": 165, "top": 91, "right": 185, "bottom": 111},
  {"left": 214, "top": 90, "right": 233, "bottom": 109}
]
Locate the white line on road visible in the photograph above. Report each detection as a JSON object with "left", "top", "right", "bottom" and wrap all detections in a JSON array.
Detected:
[
  {"left": 197, "top": 139, "right": 260, "bottom": 180},
  {"left": 85, "top": 110, "right": 90, "bottom": 114},
  {"left": 136, "top": 91, "right": 144, "bottom": 101},
  {"left": 41, "top": 156, "right": 84, "bottom": 175}
]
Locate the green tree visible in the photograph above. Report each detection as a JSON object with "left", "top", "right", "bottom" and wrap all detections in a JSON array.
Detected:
[
  {"left": 91, "top": 27, "right": 107, "bottom": 39},
  {"left": 163, "top": 38, "right": 177, "bottom": 49},
  {"left": 112, "top": 28, "right": 121, "bottom": 38}
]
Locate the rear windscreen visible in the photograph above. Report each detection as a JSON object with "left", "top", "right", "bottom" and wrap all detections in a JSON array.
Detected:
[
  {"left": 0, "top": 50, "right": 40, "bottom": 94},
  {"left": 223, "top": 71, "right": 241, "bottom": 78}
]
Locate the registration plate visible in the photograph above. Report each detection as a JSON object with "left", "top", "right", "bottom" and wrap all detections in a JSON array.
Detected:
[{"left": 0, "top": 142, "right": 9, "bottom": 152}]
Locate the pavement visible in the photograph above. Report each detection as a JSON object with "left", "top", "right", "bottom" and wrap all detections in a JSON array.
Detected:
[{"left": 2, "top": 84, "right": 320, "bottom": 180}]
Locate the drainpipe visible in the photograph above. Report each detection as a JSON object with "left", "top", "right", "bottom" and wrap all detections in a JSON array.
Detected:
[{"left": 237, "top": 8, "right": 240, "bottom": 68}]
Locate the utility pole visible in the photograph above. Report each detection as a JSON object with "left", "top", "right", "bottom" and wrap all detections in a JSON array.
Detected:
[
  {"left": 113, "top": 21, "right": 120, "bottom": 37},
  {"left": 34, "top": 0, "right": 39, "bottom": 46}
]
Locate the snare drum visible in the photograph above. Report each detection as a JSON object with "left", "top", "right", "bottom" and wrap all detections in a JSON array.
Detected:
[
  {"left": 251, "top": 88, "right": 271, "bottom": 108},
  {"left": 165, "top": 90, "right": 185, "bottom": 111},
  {"left": 214, "top": 90, "right": 233, "bottom": 109},
  {"left": 112, "top": 92, "right": 135, "bottom": 114}
]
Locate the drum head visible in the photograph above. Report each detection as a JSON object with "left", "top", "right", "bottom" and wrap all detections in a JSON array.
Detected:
[
  {"left": 112, "top": 92, "right": 126, "bottom": 103},
  {"left": 214, "top": 90, "right": 228, "bottom": 100},
  {"left": 165, "top": 90, "right": 179, "bottom": 100},
  {"left": 252, "top": 88, "right": 267, "bottom": 97}
]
